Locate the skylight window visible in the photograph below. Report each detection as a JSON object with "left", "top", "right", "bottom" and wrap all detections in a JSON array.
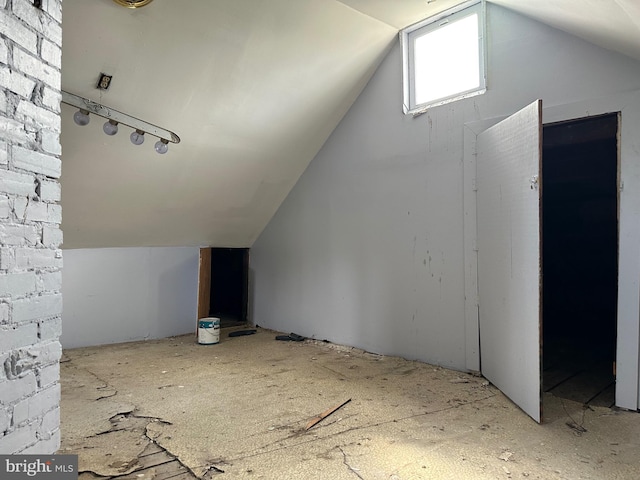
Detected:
[{"left": 401, "top": 1, "right": 486, "bottom": 114}]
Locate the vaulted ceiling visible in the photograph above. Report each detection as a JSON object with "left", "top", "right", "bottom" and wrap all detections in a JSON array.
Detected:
[{"left": 61, "top": 0, "right": 640, "bottom": 248}]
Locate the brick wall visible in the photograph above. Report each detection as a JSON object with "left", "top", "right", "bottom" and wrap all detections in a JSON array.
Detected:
[{"left": 0, "top": 0, "right": 62, "bottom": 454}]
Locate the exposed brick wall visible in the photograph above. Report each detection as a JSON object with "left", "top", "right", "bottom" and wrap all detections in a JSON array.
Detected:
[{"left": 0, "top": 0, "right": 62, "bottom": 454}]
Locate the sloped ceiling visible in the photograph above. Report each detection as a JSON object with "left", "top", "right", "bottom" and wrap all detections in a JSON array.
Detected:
[
  {"left": 60, "top": 0, "right": 640, "bottom": 248},
  {"left": 490, "top": 0, "right": 640, "bottom": 62}
]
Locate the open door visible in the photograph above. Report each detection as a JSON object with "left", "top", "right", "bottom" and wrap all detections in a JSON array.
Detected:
[
  {"left": 477, "top": 100, "right": 543, "bottom": 422},
  {"left": 209, "top": 248, "right": 249, "bottom": 327}
]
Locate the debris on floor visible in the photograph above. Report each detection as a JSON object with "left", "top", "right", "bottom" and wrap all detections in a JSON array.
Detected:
[
  {"left": 449, "top": 377, "right": 471, "bottom": 384},
  {"left": 275, "top": 332, "right": 306, "bottom": 341},
  {"left": 566, "top": 420, "right": 588, "bottom": 435},
  {"left": 228, "top": 329, "right": 257, "bottom": 337},
  {"left": 305, "top": 398, "right": 352, "bottom": 430},
  {"left": 60, "top": 328, "right": 640, "bottom": 480},
  {"left": 498, "top": 450, "right": 514, "bottom": 462}
]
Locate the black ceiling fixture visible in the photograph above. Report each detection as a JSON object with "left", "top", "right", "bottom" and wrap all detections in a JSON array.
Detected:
[{"left": 97, "top": 73, "right": 113, "bottom": 91}]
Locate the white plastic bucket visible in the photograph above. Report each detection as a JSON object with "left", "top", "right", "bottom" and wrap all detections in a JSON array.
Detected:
[{"left": 198, "top": 317, "right": 220, "bottom": 345}]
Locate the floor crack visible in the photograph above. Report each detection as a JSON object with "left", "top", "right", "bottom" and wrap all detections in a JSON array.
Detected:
[
  {"left": 337, "top": 446, "right": 364, "bottom": 479},
  {"left": 78, "top": 411, "right": 195, "bottom": 478},
  {"left": 63, "top": 358, "right": 205, "bottom": 478},
  {"left": 95, "top": 391, "right": 118, "bottom": 401},
  {"left": 82, "top": 367, "right": 115, "bottom": 392},
  {"left": 141, "top": 421, "right": 205, "bottom": 479},
  {"left": 66, "top": 358, "right": 119, "bottom": 401}
]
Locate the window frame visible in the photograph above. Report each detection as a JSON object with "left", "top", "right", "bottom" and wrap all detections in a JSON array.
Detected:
[{"left": 401, "top": 0, "right": 486, "bottom": 115}]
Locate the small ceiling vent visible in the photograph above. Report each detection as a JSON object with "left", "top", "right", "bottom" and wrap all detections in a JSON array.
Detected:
[{"left": 113, "top": 0, "right": 154, "bottom": 8}]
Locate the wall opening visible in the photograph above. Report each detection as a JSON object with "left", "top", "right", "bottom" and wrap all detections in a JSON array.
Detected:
[
  {"left": 209, "top": 248, "right": 249, "bottom": 328},
  {"left": 542, "top": 113, "right": 619, "bottom": 407}
]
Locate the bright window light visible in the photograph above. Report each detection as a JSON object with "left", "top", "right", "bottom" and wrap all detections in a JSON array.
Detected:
[{"left": 402, "top": 1, "right": 486, "bottom": 114}]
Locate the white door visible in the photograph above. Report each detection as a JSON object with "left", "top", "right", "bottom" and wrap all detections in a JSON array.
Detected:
[{"left": 477, "top": 100, "right": 543, "bottom": 422}]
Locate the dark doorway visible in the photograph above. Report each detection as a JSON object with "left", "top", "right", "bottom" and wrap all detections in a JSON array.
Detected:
[
  {"left": 542, "top": 113, "right": 619, "bottom": 407},
  {"left": 209, "top": 248, "right": 249, "bottom": 328}
]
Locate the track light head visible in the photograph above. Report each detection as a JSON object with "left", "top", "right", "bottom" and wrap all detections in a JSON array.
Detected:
[
  {"left": 130, "top": 129, "right": 145, "bottom": 145},
  {"left": 73, "top": 109, "right": 90, "bottom": 126},
  {"left": 154, "top": 138, "right": 169, "bottom": 154},
  {"left": 103, "top": 120, "right": 119, "bottom": 136}
]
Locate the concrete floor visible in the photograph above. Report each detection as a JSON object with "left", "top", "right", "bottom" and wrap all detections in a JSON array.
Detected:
[{"left": 60, "top": 327, "right": 640, "bottom": 480}]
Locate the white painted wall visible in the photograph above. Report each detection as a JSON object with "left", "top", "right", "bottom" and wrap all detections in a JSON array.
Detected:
[
  {"left": 61, "top": 247, "right": 199, "bottom": 348},
  {"left": 250, "top": 5, "right": 640, "bottom": 371}
]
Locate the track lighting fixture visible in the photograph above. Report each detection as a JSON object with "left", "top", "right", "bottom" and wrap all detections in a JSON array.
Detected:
[{"left": 62, "top": 90, "right": 180, "bottom": 155}]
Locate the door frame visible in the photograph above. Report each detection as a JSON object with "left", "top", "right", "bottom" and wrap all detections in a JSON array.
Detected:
[
  {"left": 464, "top": 90, "right": 640, "bottom": 411},
  {"left": 196, "top": 247, "right": 212, "bottom": 333},
  {"left": 197, "top": 247, "right": 250, "bottom": 330}
]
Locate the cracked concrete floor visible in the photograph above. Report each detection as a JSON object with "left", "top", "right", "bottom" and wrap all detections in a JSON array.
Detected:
[{"left": 59, "top": 327, "right": 640, "bottom": 479}]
